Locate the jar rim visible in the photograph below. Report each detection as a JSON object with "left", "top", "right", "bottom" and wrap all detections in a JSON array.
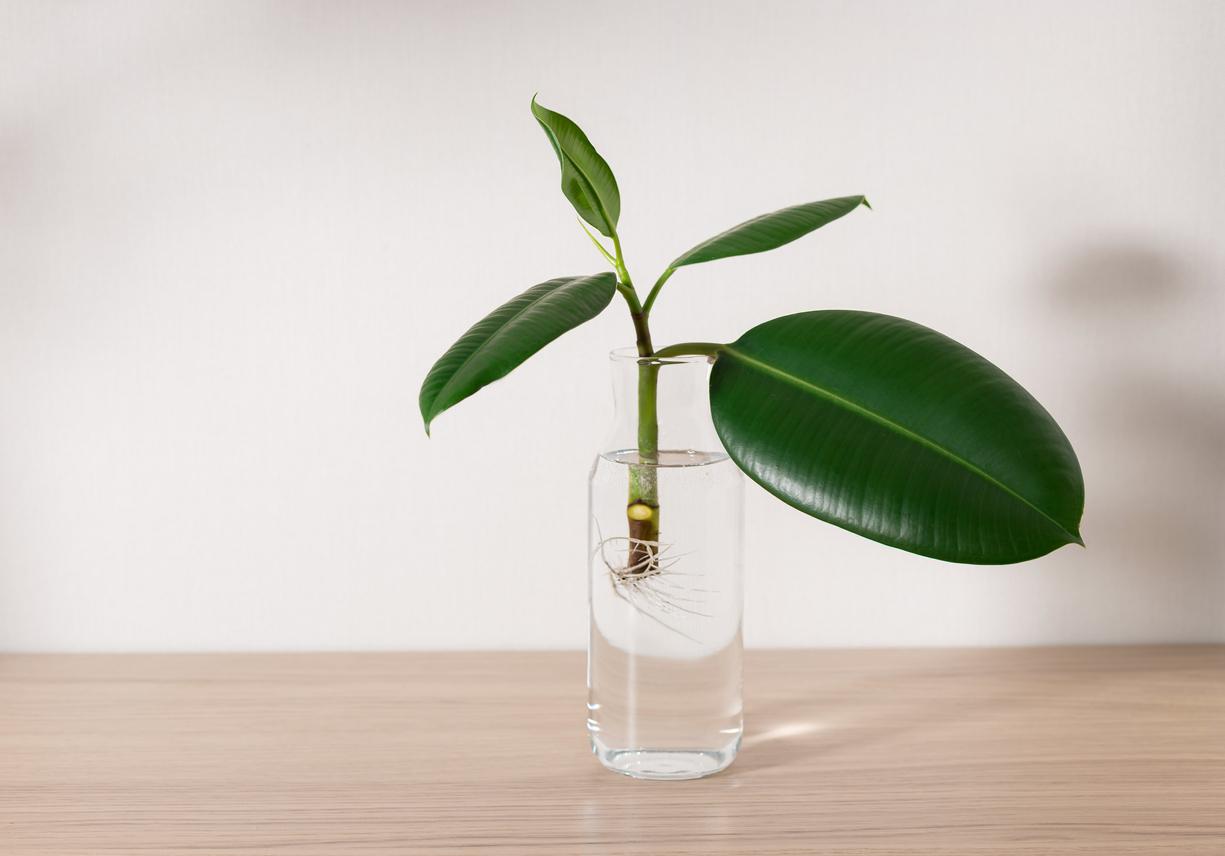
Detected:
[{"left": 608, "top": 346, "right": 712, "bottom": 366}]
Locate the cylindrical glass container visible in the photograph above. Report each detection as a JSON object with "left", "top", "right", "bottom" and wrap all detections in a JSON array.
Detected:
[{"left": 587, "top": 348, "right": 744, "bottom": 780}]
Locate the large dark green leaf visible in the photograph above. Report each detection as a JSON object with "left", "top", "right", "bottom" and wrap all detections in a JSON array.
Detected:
[
  {"left": 708, "top": 311, "right": 1083, "bottom": 563},
  {"left": 420, "top": 273, "right": 617, "bottom": 433},
  {"left": 531, "top": 97, "right": 621, "bottom": 238},
  {"left": 671, "top": 196, "right": 868, "bottom": 269}
]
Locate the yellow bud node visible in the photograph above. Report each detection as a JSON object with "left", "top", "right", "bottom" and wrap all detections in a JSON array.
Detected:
[{"left": 627, "top": 503, "right": 654, "bottom": 521}]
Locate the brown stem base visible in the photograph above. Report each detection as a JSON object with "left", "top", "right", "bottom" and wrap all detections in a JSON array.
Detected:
[{"left": 627, "top": 506, "right": 660, "bottom": 577}]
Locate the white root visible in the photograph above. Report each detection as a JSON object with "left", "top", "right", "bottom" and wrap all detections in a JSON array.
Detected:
[{"left": 593, "top": 522, "right": 717, "bottom": 642}]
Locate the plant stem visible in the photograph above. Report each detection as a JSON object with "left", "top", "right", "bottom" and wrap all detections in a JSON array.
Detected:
[
  {"left": 653, "top": 342, "right": 722, "bottom": 359},
  {"left": 641, "top": 267, "right": 675, "bottom": 317},
  {"left": 627, "top": 347, "right": 660, "bottom": 573},
  {"left": 612, "top": 235, "right": 661, "bottom": 574}
]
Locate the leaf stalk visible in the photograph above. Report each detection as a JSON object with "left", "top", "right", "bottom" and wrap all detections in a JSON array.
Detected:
[
  {"left": 653, "top": 342, "right": 722, "bottom": 359},
  {"left": 641, "top": 267, "right": 675, "bottom": 317}
]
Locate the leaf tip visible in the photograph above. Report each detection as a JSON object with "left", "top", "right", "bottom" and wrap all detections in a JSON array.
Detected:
[
  {"left": 859, "top": 196, "right": 873, "bottom": 210},
  {"left": 419, "top": 393, "right": 436, "bottom": 436},
  {"left": 1059, "top": 524, "right": 1084, "bottom": 548}
]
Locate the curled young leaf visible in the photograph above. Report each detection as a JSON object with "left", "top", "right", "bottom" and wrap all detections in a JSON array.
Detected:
[{"left": 531, "top": 97, "right": 621, "bottom": 238}]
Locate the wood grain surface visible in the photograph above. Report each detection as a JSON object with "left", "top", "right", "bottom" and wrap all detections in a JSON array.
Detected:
[{"left": 1, "top": 647, "right": 1222, "bottom": 855}]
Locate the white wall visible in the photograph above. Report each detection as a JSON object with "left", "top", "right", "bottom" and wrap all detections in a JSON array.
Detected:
[{"left": 1, "top": 1, "right": 1221, "bottom": 651}]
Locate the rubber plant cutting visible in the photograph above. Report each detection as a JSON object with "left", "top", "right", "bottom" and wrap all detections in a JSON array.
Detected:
[{"left": 420, "top": 98, "right": 1085, "bottom": 780}]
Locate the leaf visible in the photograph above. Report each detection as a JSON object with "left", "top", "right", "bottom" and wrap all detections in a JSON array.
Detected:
[
  {"left": 420, "top": 272, "right": 617, "bottom": 433},
  {"left": 708, "top": 311, "right": 1084, "bottom": 564},
  {"left": 671, "top": 196, "right": 868, "bottom": 269},
  {"left": 531, "top": 97, "right": 621, "bottom": 238}
]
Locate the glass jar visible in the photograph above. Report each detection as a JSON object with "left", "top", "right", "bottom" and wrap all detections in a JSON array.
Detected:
[{"left": 587, "top": 347, "right": 744, "bottom": 779}]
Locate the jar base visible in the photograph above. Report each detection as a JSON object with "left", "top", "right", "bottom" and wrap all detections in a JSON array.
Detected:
[{"left": 590, "top": 736, "right": 740, "bottom": 780}]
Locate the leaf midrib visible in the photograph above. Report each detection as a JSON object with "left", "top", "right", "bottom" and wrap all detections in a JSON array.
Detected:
[
  {"left": 674, "top": 208, "right": 779, "bottom": 267},
  {"left": 722, "top": 344, "right": 1080, "bottom": 543},
  {"left": 673, "top": 198, "right": 858, "bottom": 268},
  {"left": 429, "top": 277, "right": 580, "bottom": 417}
]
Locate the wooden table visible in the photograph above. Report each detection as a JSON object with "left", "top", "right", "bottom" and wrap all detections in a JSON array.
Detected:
[{"left": 2, "top": 647, "right": 1222, "bottom": 855}]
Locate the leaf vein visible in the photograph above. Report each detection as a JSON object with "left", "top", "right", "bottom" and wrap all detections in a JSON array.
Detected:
[{"left": 722, "top": 344, "right": 1080, "bottom": 543}]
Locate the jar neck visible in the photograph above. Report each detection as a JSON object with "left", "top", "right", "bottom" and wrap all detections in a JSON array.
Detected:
[{"left": 602, "top": 348, "right": 721, "bottom": 456}]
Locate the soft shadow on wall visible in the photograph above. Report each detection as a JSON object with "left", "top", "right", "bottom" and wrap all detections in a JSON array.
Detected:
[{"left": 1040, "top": 244, "right": 1224, "bottom": 637}]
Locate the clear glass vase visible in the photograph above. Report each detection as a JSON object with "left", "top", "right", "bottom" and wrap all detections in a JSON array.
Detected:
[{"left": 587, "top": 347, "right": 744, "bottom": 779}]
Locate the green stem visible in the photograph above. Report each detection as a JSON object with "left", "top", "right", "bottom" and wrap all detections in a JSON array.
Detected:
[
  {"left": 611, "top": 234, "right": 661, "bottom": 573},
  {"left": 653, "top": 341, "right": 722, "bottom": 359},
  {"left": 611, "top": 234, "right": 633, "bottom": 298},
  {"left": 641, "top": 267, "right": 675, "bottom": 317},
  {"left": 625, "top": 343, "right": 724, "bottom": 569},
  {"left": 627, "top": 356, "right": 660, "bottom": 569}
]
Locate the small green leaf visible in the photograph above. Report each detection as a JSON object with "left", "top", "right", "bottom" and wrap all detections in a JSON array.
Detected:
[
  {"left": 709, "top": 311, "right": 1084, "bottom": 564},
  {"left": 531, "top": 97, "right": 621, "bottom": 238},
  {"left": 420, "top": 272, "right": 617, "bottom": 432},
  {"left": 671, "top": 196, "right": 868, "bottom": 269}
]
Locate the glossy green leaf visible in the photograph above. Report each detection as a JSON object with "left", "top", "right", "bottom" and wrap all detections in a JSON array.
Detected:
[
  {"left": 420, "top": 273, "right": 617, "bottom": 433},
  {"left": 531, "top": 97, "right": 621, "bottom": 238},
  {"left": 708, "top": 311, "right": 1084, "bottom": 564},
  {"left": 671, "top": 196, "right": 868, "bottom": 269}
]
